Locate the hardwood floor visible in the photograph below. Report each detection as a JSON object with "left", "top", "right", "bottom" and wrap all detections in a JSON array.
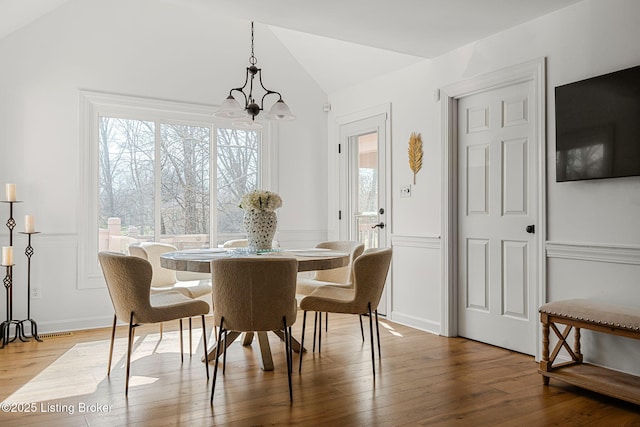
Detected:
[{"left": 1, "top": 313, "right": 639, "bottom": 426}]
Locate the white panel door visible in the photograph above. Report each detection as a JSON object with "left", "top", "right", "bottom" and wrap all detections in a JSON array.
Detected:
[{"left": 457, "top": 81, "right": 536, "bottom": 355}]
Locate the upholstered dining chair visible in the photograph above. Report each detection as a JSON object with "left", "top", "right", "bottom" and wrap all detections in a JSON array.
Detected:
[
  {"left": 298, "top": 247, "right": 392, "bottom": 375},
  {"left": 128, "top": 242, "right": 211, "bottom": 298},
  {"left": 296, "top": 241, "right": 365, "bottom": 296},
  {"left": 296, "top": 241, "right": 365, "bottom": 346},
  {"left": 98, "top": 251, "right": 210, "bottom": 396},
  {"left": 210, "top": 257, "right": 298, "bottom": 403},
  {"left": 221, "top": 238, "right": 249, "bottom": 248},
  {"left": 129, "top": 242, "right": 212, "bottom": 354}
]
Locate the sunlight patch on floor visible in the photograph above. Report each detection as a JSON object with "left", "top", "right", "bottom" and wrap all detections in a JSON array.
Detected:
[
  {"left": 380, "top": 321, "right": 403, "bottom": 337},
  {"left": 3, "top": 329, "right": 204, "bottom": 403}
]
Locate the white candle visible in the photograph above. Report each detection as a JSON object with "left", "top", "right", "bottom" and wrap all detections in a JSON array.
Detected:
[
  {"left": 5, "top": 183, "right": 16, "bottom": 201},
  {"left": 2, "top": 246, "right": 13, "bottom": 266},
  {"left": 25, "top": 215, "right": 35, "bottom": 233}
]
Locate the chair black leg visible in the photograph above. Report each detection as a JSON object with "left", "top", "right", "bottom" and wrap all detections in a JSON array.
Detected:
[
  {"left": 211, "top": 317, "right": 224, "bottom": 403},
  {"left": 283, "top": 317, "right": 293, "bottom": 402},
  {"left": 189, "top": 317, "right": 193, "bottom": 357},
  {"left": 107, "top": 314, "right": 117, "bottom": 376},
  {"left": 223, "top": 330, "right": 228, "bottom": 375},
  {"left": 125, "top": 312, "right": 135, "bottom": 396},
  {"left": 289, "top": 326, "right": 294, "bottom": 375},
  {"left": 325, "top": 312, "right": 328, "bottom": 332},
  {"left": 312, "top": 311, "right": 318, "bottom": 352},
  {"left": 299, "top": 311, "right": 307, "bottom": 372},
  {"left": 201, "top": 315, "right": 209, "bottom": 380},
  {"left": 179, "top": 319, "right": 184, "bottom": 363},
  {"left": 283, "top": 319, "right": 289, "bottom": 372},
  {"left": 368, "top": 303, "right": 375, "bottom": 376},
  {"left": 359, "top": 315, "right": 365, "bottom": 342},
  {"left": 318, "top": 312, "right": 322, "bottom": 353},
  {"left": 375, "top": 309, "right": 381, "bottom": 359}
]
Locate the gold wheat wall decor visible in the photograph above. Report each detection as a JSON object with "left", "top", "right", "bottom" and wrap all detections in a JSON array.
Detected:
[{"left": 408, "top": 132, "right": 423, "bottom": 184}]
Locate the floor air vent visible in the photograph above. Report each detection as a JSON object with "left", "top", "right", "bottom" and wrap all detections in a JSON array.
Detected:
[{"left": 38, "top": 332, "right": 74, "bottom": 339}]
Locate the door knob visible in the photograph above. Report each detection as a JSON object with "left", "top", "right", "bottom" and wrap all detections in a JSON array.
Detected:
[
  {"left": 526, "top": 225, "right": 535, "bottom": 234},
  {"left": 372, "top": 222, "right": 385, "bottom": 229}
]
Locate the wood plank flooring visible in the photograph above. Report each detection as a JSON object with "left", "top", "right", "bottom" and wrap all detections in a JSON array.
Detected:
[{"left": 0, "top": 313, "right": 639, "bottom": 426}]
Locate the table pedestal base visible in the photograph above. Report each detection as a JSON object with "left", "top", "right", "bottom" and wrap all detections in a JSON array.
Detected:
[{"left": 204, "top": 330, "right": 304, "bottom": 371}]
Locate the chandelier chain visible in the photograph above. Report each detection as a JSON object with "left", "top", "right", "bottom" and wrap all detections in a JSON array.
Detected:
[{"left": 249, "top": 21, "right": 257, "bottom": 65}]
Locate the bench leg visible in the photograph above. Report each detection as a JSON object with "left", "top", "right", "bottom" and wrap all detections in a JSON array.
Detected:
[
  {"left": 574, "top": 327, "right": 583, "bottom": 363},
  {"left": 540, "top": 313, "right": 550, "bottom": 384}
]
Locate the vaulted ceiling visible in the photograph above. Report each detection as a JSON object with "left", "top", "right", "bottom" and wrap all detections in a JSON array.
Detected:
[{"left": 0, "top": 0, "right": 582, "bottom": 93}]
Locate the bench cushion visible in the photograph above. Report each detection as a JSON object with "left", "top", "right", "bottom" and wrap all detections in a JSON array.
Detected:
[{"left": 540, "top": 299, "right": 640, "bottom": 332}]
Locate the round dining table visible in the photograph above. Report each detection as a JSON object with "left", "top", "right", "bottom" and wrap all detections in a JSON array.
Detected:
[
  {"left": 159, "top": 247, "right": 350, "bottom": 370},
  {"left": 160, "top": 247, "right": 350, "bottom": 274}
]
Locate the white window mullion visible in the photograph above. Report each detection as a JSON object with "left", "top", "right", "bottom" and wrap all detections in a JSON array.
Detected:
[
  {"left": 154, "top": 121, "right": 162, "bottom": 241},
  {"left": 210, "top": 124, "right": 218, "bottom": 247}
]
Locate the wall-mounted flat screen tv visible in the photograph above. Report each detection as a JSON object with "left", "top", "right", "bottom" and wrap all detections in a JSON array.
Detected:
[{"left": 555, "top": 64, "right": 640, "bottom": 182}]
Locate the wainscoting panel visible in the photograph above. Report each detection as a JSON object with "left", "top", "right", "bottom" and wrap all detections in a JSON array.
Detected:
[
  {"left": 390, "top": 234, "right": 441, "bottom": 334},
  {"left": 546, "top": 241, "right": 640, "bottom": 265}
]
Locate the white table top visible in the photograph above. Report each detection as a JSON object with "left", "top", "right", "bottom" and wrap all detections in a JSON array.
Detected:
[{"left": 159, "top": 248, "right": 350, "bottom": 273}]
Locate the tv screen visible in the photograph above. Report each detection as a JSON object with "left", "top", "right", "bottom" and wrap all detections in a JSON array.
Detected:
[{"left": 555, "top": 65, "right": 640, "bottom": 182}]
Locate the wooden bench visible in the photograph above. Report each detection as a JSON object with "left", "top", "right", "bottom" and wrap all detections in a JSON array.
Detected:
[{"left": 539, "top": 299, "right": 640, "bottom": 405}]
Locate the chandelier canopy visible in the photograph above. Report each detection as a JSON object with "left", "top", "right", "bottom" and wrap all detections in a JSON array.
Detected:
[{"left": 214, "top": 21, "right": 295, "bottom": 128}]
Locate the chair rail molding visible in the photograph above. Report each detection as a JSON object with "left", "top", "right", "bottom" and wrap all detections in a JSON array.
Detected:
[
  {"left": 546, "top": 241, "right": 640, "bottom": 265},
  {"left": 391, "top": 234, "right": 441, "bottom": 249}
]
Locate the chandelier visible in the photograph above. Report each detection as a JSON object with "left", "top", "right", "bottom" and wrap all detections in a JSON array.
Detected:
[{"left": 214, "top": 21, "right": 295, "bottom": 129}]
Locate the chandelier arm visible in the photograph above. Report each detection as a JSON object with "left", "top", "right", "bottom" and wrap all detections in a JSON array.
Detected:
[
  {"left": 229, "top": 67, "right": 253, "bottom": 108},
  {"left": 260, "top": 90, "right": 282, "bottom": 110},
  {"left": 256, "top": 70, "right": 283, "bottom": 109}
]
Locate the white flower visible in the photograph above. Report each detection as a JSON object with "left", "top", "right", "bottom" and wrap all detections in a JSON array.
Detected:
[{"left": 239, "top": 190, "right": 283, "bottom": 212}]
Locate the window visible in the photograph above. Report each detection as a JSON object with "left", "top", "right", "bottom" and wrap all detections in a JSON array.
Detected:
[{"left": 80, "top": 91, "right": 276, "bottom": 288}]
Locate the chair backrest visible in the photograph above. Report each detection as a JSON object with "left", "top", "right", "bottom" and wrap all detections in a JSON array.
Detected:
[
  {"left": 129, "top": 242, "right": 178, "bottom": 288},
  {"left": 314, "top": 241, "right": 365, "bottom": 285},
  {"left": 211, "top": 257, "right": 298, "bottom": 332},
  {"left": 222, "top": 239, "right": 249, "bottom": 248},
  {"left": 352, "top": 247, "right": 392, "bottom": 313},
  {"left": 98, "top": 251, "right": 153, "bottom": 323}
]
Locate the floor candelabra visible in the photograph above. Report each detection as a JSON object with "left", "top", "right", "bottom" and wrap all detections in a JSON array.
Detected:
[{"left": 1, "top": 199, "right": 41, "bottom": 347}]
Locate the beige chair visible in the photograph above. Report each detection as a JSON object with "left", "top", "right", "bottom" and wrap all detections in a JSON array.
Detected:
[
  {"left": 299, "top": 247, "right": 392, "bottom": 375},
  {"left": 296, "top": 241, "right": 365, "bottom": 346},
  {"left": 222, "top": 239, "right": 249, "bottom": 248},
  {"left": 128, "top": 242, "right": 211, "bottom": 298},
  {"left": 210, "top": 257, "right": 298, "bottom": 403},
  {"left": 296, "top": 241, "right": 365, "bottom": 296},
  {"left": 129, "top": 242, "right": 212, "bottom": 353},
  {"left": 98, "top": 251, "right": 210, "bottom": 395}
]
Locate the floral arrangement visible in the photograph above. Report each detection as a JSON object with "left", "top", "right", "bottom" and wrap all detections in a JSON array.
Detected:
[{"left": 239, "top": 190, "right": 283, "bottom": 212}]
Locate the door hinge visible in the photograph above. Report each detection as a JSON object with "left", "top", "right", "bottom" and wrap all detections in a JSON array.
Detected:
[{"left": 338, "top": 210, "right": 342, "bottom": 220}]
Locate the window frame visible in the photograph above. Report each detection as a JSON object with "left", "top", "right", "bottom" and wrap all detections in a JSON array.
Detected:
[{"left": 79, "top": 91, "right": 278, "bottom": 289}]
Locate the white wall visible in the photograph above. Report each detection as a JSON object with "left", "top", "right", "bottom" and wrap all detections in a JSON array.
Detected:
[
  {"left": 0, "top": 0, "right": 327, "bottom": 331},
  {"left": 328, "top": 0, "right": 640, "bottom": 374}
]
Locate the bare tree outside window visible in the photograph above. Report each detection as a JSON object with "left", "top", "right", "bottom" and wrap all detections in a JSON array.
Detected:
[
  {"left": 98, "top": 116, "right": 259, "bottom": 251},
  {"left": 160, "top": 124, "right": 210, "bottom": 238},
  {"left": 98, "top": 117, "right": 155, "bottom": 237},
  {"left": 216, "top": 128, "right": 259, "bottom": 242}
]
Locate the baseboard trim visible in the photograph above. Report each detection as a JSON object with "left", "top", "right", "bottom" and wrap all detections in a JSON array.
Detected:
[{"left": 390, "top": 311, "right": 440, "bottom": 335}]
